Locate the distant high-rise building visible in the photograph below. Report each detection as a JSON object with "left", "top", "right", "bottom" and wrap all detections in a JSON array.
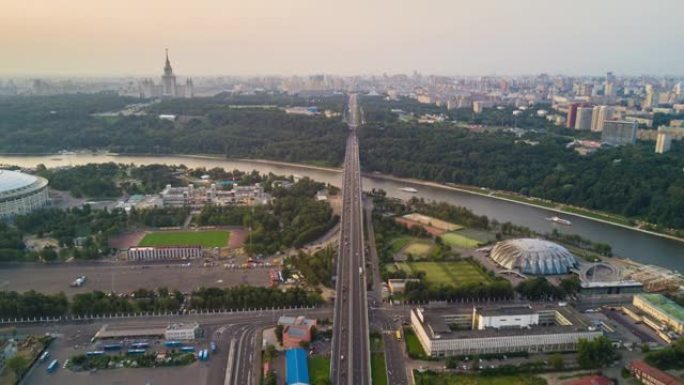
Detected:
[
  {"left": 566, "top": 103, "right": 579, "bottom": 129},
  {"left": 604, "top": 71, "right": 616, "bottom": 97},
  {"left": 643, "top": 84, "right": 659, "bottom": 109},
  {"left": 655, "top": 129, "right": 673, "bottom": 154},
  {"left": 602, "top": 120, "right": 638, "bottom": 146},
  {"left": 140, "top": 49, "right": 193, "bottom": 99},
  {"left": 591, "top": 105, "right": 613, "bottom": 132},
  {"left": 575, "top": 107, "right": 593, "bottom": 130}
]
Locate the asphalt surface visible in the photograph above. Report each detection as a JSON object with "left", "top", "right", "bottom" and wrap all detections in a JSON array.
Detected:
[
  {"left": 14, "top": 308, "right": 332, "bottom": 385},
  {"left": 0, "top": 262, "right": 270, "bottom": 297},
  {"left": 331, "top": 94, "right": 371, "bottom": 385}
]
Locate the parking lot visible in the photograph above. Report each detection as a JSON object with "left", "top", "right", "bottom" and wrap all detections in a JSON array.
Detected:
[
  {"left": 19, "top": 322, "right": 214, "bottom": 385},
  {"left": 0, "top": 262, "right": 271, "bottom": 296}
]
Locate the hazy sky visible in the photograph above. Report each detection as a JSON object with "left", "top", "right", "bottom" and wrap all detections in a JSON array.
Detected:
[{"left": 2, "top": 0, "right": 683, "bottom": 76}]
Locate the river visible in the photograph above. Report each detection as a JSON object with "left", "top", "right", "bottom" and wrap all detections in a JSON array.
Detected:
[{"left": 2, "top": 153, "right": 683, "bottom": 272}]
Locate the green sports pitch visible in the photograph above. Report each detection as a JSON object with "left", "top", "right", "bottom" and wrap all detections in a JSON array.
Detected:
[{"left": 138, "top": 230, "right": 229, "bottom": 248}]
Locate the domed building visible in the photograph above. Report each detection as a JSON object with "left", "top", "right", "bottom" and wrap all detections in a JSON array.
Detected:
[
  {"left": 490, "top": 238, "right": 578, "bottom": 275},
  {"left": 0, "top": 169, "right": 49, "bottom": 218}
]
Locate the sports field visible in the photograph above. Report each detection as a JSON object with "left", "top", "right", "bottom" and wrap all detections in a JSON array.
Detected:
[
  {"left": 404, "top": 241, "right": 433, "bottom": 256},
  {"left": 389, "top": 236, "right": 413, "bottom": 253},
  {"left": 388, "top": 261, "right": 491, "bottom": 287},
  {"left": 309, "top": 356, "right": 330, "bottom": 385},
  {"left": 138, "top": 230, "right": 229, "bottom": 248},
  {"left": 442, "top": 232, "right": 481, "bottom": 249}
]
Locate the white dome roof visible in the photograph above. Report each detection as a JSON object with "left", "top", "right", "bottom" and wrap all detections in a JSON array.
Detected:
[
  {"left": 490, "top": 238, "right": 578, "bottom": 275},
  {"left": 0, "top": 169, "right": 47, "bottom": 198}
]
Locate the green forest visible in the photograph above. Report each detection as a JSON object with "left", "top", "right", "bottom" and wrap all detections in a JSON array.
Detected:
[{"left": 1, "top": 93, "right": 683, "bottom": 229}]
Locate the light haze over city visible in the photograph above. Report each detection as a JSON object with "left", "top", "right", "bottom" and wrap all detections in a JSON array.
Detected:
[{"left": 2, "top": 0, "right": 683, "bottom": 76}]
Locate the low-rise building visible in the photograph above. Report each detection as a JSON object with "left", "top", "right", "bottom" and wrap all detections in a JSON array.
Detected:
[
  {"left": 127, "top": 246, "right": 202, "bottom": 261},
  {"left": 286, "top": 348, "right": 310, "bottom": 385},
  {"left": 629, "top": 360, "right": 684, "bottom": 385},
  {"left": 387, "top": 278, "right": 421, "bottom": 294},
  {"left": 279, "top": 316, "right": 317, "bottom": 348},
  {"left": 633, "top": 294, "right": 684, "bottom": 334},
  {"left": 410, "top": 304, "right": 602, "bottom": 357},
  {"left": 165, "top": 323, "right": 200, "bottom": 341}
]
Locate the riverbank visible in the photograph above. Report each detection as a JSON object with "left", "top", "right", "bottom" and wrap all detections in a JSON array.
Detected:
[
  {"left": 220, "top": 155, "right": 683, "bottom": 244},
  {"left": 2, "top": 151, "right": 683, "bottom": 245},
  {"left": 359, "top": 171, "right": 684, "bottom": 245}
]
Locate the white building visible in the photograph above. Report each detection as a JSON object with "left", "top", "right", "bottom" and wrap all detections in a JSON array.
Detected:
[
  {"left": 411, "top": 305, "right": 602, "bottom": 357},
  {"left": 139, "top": 50, "right": 193, "bottom": 99},
  {"left": 575, "top": 107, "right": 594, "bottom": 130},
  {"left": 473, "top": 306, "right": 540, "bottom": 330},
  {"left": 655, "top": 130, "right": 672, "bottom": 154},
  {"left": 0, "top": 170, "right": 49, "bottom": 218},
  {"left": 127, "top": 246, "right": 202, "bottom": 261},
  {"left": 165, "top": 323, "right": 200, "bottom": 340}
]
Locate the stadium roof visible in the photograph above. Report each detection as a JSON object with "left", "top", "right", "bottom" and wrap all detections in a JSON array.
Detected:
[
  {"left": 0, "top": 169, "right": 47, "bottom": 198},
  {"left": 286, "top": 348, "right": 310, "bottom": 385},
  {"left": 490, "top": 238, "right": 578, "bottom": 275}
]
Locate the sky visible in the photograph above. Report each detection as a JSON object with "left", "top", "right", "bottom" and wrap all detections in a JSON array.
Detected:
[{"left": 1, "top": 0, "right": 683, "bottom": 77}]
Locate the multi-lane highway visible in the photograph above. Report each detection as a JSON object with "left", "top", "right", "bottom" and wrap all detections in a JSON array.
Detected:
[{"left": 331, "top": 94, "right": 371, "bottom": 385}]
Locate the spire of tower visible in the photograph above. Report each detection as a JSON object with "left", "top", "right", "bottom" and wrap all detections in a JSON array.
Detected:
[{"left": 163, "top": 48, "right": 173, "bottom": 76}]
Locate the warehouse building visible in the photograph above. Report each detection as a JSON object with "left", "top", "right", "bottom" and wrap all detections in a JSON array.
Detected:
[
  {"left": 411, "top": 304, "right": 602, "bottom": 357},
  {"left": 165, "top": 323, "right": 200, "bottom": 340},
  {"left": 0, "top": 170, "right": 49, "bottom": 218},
  {"left": 94, "top": 322, "right": 199, "bottom": 341},
  {"left": 286, "top": 348, "right": 310, "bottom": 385},
  {"left": 629, "top": 360, "right": 684, "bottom": 385},
  {"left": 632, "top": 294, "right": 684, "bottom": 334},
  {"left": 127, "top": 246, "right": 202, "bottom": 261}
]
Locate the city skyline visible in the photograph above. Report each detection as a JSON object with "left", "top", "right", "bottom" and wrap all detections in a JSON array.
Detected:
[{"left": 2, "top": 0, "right": 683, "bottom": 77}]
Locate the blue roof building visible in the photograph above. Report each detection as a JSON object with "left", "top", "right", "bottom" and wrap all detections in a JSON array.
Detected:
[{"left": 286, "top": 348, "right": 310, "bottom": 385}]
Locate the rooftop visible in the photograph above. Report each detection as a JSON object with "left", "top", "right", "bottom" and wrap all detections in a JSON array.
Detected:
[
  {"left": 478, "top": 305, "right": 534, "bottom": 317},
  {"left": 638, "top": 294, "right": 684, "bottom": 323},
  {"left": 0, "top": 169, "right": 47, "bottom": 198},
  {"left": 286, "top": 348, "right": 310, "bottom": 385}
]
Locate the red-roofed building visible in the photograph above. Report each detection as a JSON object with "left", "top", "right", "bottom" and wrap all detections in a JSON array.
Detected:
[
  {"left": 630, "top": 360, "right": 684, "bottom": 385},
  {"left": 564, "top": 375, "right": 612, "bottom": 385}
]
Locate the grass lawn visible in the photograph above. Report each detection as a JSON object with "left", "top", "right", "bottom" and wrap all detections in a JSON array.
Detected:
[
  {"left": 371, "top": 353, "right": 388, "bottom": 385},
  {"left": 389, "top": 236, "right": 413, "bottom": 253},
  {"left": 414, "top": 371, "right": 547, "bottom": 385},
  {"left": 441, "top": 232, "right": 481, "bottom": 249},
  {"left": 404, "top": 328, "right": 429, "bottom": 360},
  {"left": 389, "top": 261, "right": 491, "bottom": 287},
  {"left": 404, "top": 241, "right": 433, "bottom": 256},
  {"left": 309, "top": 355, "right": 330, "bottom": 384},
  {"left": 138, "top": 230, "right": 229, "bottom": 248}
]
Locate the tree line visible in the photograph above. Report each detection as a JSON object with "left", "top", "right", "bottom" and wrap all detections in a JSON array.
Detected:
[{"left": 0, "top": 286, "right": 321, "bottom": 319}]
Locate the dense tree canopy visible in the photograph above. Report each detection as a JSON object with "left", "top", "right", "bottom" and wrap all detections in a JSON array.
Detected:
[{"left": 2, "top": 93, "right": 684, "bottom": 229}]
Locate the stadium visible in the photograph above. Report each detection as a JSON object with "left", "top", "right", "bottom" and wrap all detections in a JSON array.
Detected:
[
  {"left": 0, "top": 169, "right": 49, "bottom": 218},
  {"left": 490, "top": 238, "right": 578, "bottom": 275}
]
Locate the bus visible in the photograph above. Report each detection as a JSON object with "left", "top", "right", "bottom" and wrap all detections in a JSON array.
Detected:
[
  {"left": 86, "top": 351, "right": 105, "bottom": 357},
  {"left": 395, "top": 329, "right": 402, "bottom": 341},
  {"left": 102, "top": 343, "right": 123, "bottom": 351},
  {"left": 47, "top": 359, "right": 59, "bottom": 373},
  {"left": 164, "top": 340, "right": 182, "bottom": 348},
  {"left": 127, "top": 349, "right": 147, "bottom": 355},
  {"left": 180, "top": 346, "right": 195, "bottom": 353}
]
